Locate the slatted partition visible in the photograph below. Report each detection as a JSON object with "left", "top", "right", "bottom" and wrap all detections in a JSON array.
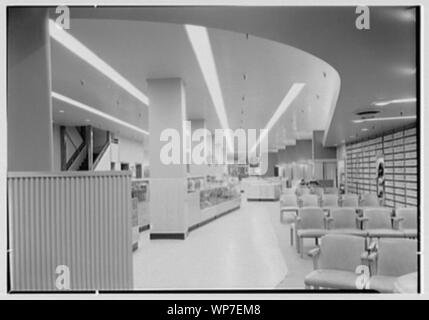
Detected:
[
  {"left": 345, "top": 124, "right": 418, "bottom": 208},
  {"left": 7, "top": 171, "right": 133, "bottom": 291}
]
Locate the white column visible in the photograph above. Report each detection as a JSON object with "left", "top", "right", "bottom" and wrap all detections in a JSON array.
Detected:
[{"left": 147, "top": 78, "right": 188, "bottom": 239}]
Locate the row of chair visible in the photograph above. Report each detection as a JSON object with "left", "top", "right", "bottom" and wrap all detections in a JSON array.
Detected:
[
  {"left": 280, "top": 193, "right": 381, "bottom": 212},
  {"left": 304, "top": 234, "right": 417, "bottom": 292},
  {"left": 291, "top": 207, "right": 417, "bottom": 258},
  {"left": 292, "top": 187, "right": 338, "bottom": 197}
]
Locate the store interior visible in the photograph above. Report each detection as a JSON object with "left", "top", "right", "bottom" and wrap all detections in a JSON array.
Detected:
[{"left": 7, "top": 6, "right": 418, "bottom": 292}]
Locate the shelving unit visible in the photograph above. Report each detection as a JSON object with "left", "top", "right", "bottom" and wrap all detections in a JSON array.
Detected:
[{"left": 345, "top": 124, "right": 417, "bottom": 208}]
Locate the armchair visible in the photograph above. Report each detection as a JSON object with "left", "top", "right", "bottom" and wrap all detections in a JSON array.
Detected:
[
  {"left": 295, "top": 207, "right": 327, "bottom": 258},
  {"left": 341, "top": 194, "right": 359, "bottom": 208},
  {"left": 304, "top": 234, "right": 368, "bottom": 289},
  {"left": 299, "top": 194, "right": 320, "bottom": 207},
  {"left": 326, "top": 208, "right": 366, "bottom": 237},
  {"left": 367, "top": 238, "right": 417, "bottom": 293},
  {"left": 393, "top": 207, "right": 417, "bottom": 238},
  {"left": 321, "top": 194, "right": 339, "bottom": 216},
  {"left": 280, "top": 194, "right": 299, "bottom": 223},
  {"left": 362, "top": 208, "right": 405, "bottom": 239}
]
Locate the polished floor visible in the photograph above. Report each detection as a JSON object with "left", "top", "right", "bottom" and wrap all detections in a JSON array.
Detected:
[{"left": 133, "top": 198, "right": 314, "bottom": 289}]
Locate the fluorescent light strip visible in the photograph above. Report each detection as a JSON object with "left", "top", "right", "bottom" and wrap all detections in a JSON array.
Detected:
[
  {"left": 185, "top": 25, "right": 234, "bottom": 153},
  {"left": 52, "top": 92, "right": 149, "bottom": 135},
  {"left": 353, "top": 115, "right": 416, "bottom": 124},
  {"left": 373, "top": 98, "right": 416, "bottom": 106},
  {"left": 49, "top": 20, "right": 149, "bottom": 106},
  {"left": 251, "top": 83, "right": 305, "bottom": 153}
]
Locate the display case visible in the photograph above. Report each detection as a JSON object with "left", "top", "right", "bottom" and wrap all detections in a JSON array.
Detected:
[
  {"left": 131, "top": 179, "right": 150, "bottom": 230},
  {"left": 186, "top": 175, "right": 241, "bottom": 231}
]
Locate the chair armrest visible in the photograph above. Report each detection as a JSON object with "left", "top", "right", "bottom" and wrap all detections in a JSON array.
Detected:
[
  {"left": 356, "top": 216, "right": 368, "bottom": 229},
  {"left": 392, "top": 216, "right": 404, "bottom": 230},
  {"left": 361, "top": 251, "right": 378, "bottom": 276},
  {"left": 294, "top": 216, "right": 302, "bottom": 228},
  {"left": 324, "top": 216, "right": 334, "bottom": 229},
  {"left": 308, "top": 247, "right": 321, "bottom": 270},
  {"left": 367, "top": 240, "right": 378, "bottom": 252}
]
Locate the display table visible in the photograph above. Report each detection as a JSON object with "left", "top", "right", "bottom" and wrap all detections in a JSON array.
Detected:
[
  {"left": 393, "top": 272, "right": 418, "bottom": 293},
  {"left": 243, "top": 178, "right": 281, "bottom": 201}
]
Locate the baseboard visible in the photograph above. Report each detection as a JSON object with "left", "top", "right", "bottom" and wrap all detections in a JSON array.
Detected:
[
  {"left": 188, "top": 205, "right": 240, "bottom": 233},
  {"left": 132, "top": 242, "right": 138, "bottom": 252},
  {"left": 139, "top": 224, "right": 150, "bottom": 233},
  {"left": 150, "top": 232, "right": 187, "bottom": 240}
]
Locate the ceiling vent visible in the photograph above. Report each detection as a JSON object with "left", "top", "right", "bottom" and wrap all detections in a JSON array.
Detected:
[{"left": 354, "top": 108, "right": 381, "bottom": 119}]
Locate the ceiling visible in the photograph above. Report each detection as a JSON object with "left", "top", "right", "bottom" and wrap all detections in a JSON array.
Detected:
[{"left": 50, "top": 6, "right": 417, "bottom": 147}]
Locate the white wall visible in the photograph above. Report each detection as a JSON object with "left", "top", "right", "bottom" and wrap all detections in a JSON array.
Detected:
[{"left": 106, "top": 136, "right": 145, "bottom": 178}]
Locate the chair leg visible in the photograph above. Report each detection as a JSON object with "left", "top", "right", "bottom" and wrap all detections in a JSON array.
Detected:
[
  {"left": 300, "top": 238, "right": 304, "bottom": 258},
  {"left": 290, "top": 226, "right": 294, "bottom": 246},
  {"left": 315, "top": 237, "right": 319, "bottom": 246}
]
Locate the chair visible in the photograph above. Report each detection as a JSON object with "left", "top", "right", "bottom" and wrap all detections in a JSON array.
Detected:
[
  {"left": 360, "top": 193, "right": 380, "bottom": 207},
  {"left": 366, "top": 238, "right": 417, "bottom": 293},
  {"left": 321, "top": 194, "right": 339, "bottom": 215},
  {"left": 312, "top": 187, "right": 324, "bottom": 197},
  {"left": 325, "top": 187, "right": 338, "bottom": 194},
  {"left": 393, "top": 207, "right": 417, "bottom": 238},
  {"left": 304, "top": 234, "right": 368, "bottom": 289},
  {"left": 359, "top": 208, "right": 404, "bottom": 239},
  {"left": 280, "top": 194, "right": 299, "bottom": 223},
  {"left": 295, "top": 207, "right": 327, "bottom": 258},
  {"left": 326, "top": 208, "right": 367, "bottom": 237},
  {"left": 300, "top": 194, "right": 319, "bottom": 207},
  {"left": 283, "top": 188, "right": 295, "bottom": 195},
  {"left": 341, "top": 194, "right": 359, "bottom": 208}
]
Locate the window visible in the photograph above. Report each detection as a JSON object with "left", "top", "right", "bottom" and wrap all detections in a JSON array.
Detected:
[
  {"left": 120, "top": 163, "right": 129, "bottom": 171},
  {"left": 110, "top": 162, "right": 116, "bottom": 171}
]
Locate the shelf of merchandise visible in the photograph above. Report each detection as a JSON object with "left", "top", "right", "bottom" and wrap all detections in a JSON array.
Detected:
[{"left": 345, "top": 124, "right": 417, "bottom": 208}]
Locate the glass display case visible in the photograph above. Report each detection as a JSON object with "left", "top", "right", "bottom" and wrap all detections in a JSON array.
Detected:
[
  {"left": 131, "top": 179, "right": 150, "bottom": 229},
  {"left": 200, "top": 177, "right": 240, "bottom": 209}
]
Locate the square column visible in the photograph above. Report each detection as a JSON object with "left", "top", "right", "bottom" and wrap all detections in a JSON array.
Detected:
[
  {"left": 147, "top": 78, "right": 188, "bottom": 239},
  {"left": 7, "top": 8, "right": 53, "bottom": 171}
]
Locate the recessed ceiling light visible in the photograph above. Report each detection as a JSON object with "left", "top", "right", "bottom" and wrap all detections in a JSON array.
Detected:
[
  {"left": 341, "top": 139, "right": 345, "bottom": 143},
  {"left": 52, "top": 92, "right": 149, "bottom": 135},
  {"left": 361, "top": 128, "right": 368, "bottom": 131},
  {"left": 185, "top": 24, "right": 233, "bottom": 152},
  {"left": 59, "top": 110, "right": 64, "bottom": 113},
  {"left": 373, "top": 98, "right": 416, "bottom": 107},
  {"left": 49, "top": 20, "right": 149, "bottom": 107},
  {"left": 353, "top": 115, "right": 416, "bottom": 123}
]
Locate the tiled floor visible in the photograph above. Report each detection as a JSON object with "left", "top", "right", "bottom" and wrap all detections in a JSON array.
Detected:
[{"left": 133, "top": 198, "right": 314, "bottom": 289}]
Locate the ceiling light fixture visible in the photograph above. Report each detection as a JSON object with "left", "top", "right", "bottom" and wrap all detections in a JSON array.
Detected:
[
  {"left": 185, "top": 24, "right": 234, "bottom": 153},
  {"left": 49, "top": 20, "right": 149, "bottom": 107},
  {"left": 353, "top": 115, "right": 416, "bottom": 124},
  {"left": 250, "top": 83, "right": 305, "bottom": 154},
  {"left": 361, "top": 128, "right": 368, "bottom": 131},
  {"left": 52, "top": 92, "right": 149, "bottom": 135},
  {"left": 373, "top": 98, "right": 416, "bottom": 107}
]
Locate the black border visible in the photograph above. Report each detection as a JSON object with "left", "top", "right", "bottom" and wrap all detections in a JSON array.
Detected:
[{"left": 5, "top": 4, "right": 422, "bottom": 295}]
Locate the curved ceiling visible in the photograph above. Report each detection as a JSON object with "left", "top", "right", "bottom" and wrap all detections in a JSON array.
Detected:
[
  {"left": 51, "top": 18, "right": 340, "bottom": 150},
  {"left": 51, "top": 6, "right": 416, "bottom": 146}
]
